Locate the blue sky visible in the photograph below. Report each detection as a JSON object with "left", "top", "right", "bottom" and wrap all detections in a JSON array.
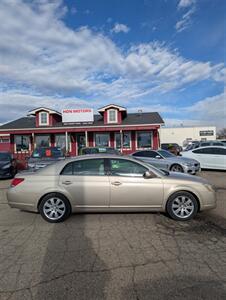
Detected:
[{"left": 0, "top": 0, "right": 225, "bottom": 128}]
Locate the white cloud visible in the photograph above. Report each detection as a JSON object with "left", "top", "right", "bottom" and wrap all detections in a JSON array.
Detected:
[
  {"left": 111, "top": 23, "right": 130, "bottom": 33},
  {"left": 178, "top": 0, "right": 196, "bottom": 9},
  {"left": 184, "top": 91, "right": 226, "bottom": 128},
  {"left": 0, "top": 0, "right": 225, "bottom": 126},
  {"left": 176, "top": 0, "right": 196, "bottom": 32},
  {"left": 164, "top": 91, "right": 226, "bottom": 129},
  {"left": 175, "top": 6, "right": 195, "bottom": 32}
]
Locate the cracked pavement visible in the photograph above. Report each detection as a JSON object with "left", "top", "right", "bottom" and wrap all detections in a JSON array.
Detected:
[{"left": 0, "top": 171, "right": 226, "bottom": 300}]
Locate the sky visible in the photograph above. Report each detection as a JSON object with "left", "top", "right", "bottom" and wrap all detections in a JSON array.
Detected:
[{"left": 0, "top": 0, "right": 225, "bottom": 128}]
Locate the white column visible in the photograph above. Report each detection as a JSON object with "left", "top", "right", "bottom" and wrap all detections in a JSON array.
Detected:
[
  {"left": 120, "top": 130, "right": 123, "bottom": 153},
  {"left": 85, "top": 131, "right": 88, "bottom": 147},
  {"left": 65, "top": 131, "right": 68, "bottom": 154}
]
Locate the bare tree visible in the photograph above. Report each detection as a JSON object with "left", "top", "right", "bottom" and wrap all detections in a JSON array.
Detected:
[{"left": 217, "top": 128, "right": 226, "bottom": 139}]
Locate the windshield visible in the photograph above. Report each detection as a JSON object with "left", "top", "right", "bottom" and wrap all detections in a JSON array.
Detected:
[
  {"left": 0, "top": 153, "right": 11, "bottom": 161},
  {"left": 157, "top": 150, "right": 175, "bottom": 158},
  {"left": 32, "top": 148, "right": 64, "bottom": 158}
]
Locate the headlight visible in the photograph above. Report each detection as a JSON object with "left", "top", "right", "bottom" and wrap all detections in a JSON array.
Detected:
[
  {"left": 2, "top": 163, "right": 11, "bottom": 169},
  {"left": 183, "top": 163, "right": 193, "bottom": 167},
  {"left": 204, "top": 184, "right": 216, "bottom": 192}
]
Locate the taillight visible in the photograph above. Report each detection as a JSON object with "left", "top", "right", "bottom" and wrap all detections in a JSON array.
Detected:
[{"left": 11, "top": 178, "right": 24, "bottom": 187}]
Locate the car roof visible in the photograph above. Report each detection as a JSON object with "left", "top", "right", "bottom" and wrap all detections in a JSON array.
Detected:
[
  {"left": 191, "top": 146, "right": 226, "bottom": 150},
  {"left": 31, "top": 154, "right": 151, "bottom": 175}
]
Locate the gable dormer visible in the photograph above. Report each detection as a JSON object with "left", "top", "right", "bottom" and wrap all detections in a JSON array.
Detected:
[
  {"left": 98, "top": 104, "right": 127, "bottom": 125},
  {"left": 27, "top": 107, "right": 62, "bottom": 127}
]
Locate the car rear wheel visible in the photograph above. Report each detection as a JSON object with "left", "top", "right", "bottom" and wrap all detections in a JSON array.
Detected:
[
  {"left": 166, "top": 191, "right": 198, "bottom": 221},
  {"left": 39, "top": 193, "right": 71, "bottom": 223},
  {"left": 170, "top": 164, "right": 183, "bottom": 173}
]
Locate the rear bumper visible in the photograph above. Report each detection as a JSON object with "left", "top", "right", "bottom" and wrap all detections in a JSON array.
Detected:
[{"left": 7, "top": 188, "right": 38, "bottom": 212}]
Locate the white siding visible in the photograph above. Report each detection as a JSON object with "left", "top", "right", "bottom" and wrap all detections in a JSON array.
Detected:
[{"left": 159, "top": 126, "right": 216, "bottom": 146}]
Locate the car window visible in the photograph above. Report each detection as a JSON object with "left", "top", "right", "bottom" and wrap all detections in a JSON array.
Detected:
[
  {"left": 193, "top": 148, "right": 220, "bottom": 155},
  {"left": 0, "top": 153, "right": 11, "bottom": 161},
  {"left": 157, "top": 150, "right": 174, "bottom": 158},
  {"left": 109, "top": 159, "right": 147, "bottom": 177},
  {"left": 212, "top": 142, "right": 224, "bottom": 146},
  {"left": 132, "top": 151, "right": 147, "bottom": 157},
  {"left": 132, "top": 151, "right": 158, "bottom": 158},
  {"left": 61, "top": 159, "right": 105, "bottom": 176},
  {"left": 200, "top": 142, "right": 210, "bottom": 147},
  {"left": 211, "top": 148, "right": 226, "bottom": 155}
]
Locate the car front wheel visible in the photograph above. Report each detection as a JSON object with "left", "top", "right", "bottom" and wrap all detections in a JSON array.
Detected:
[
  {"left": 170, "top": 164, "right": 183, "bottom": 173},
  {"left": 166, "top": 191, "right": 198, "bottom": 221},
  {"left": 39, "top": 193, "right": 71, "bottom": 223}
]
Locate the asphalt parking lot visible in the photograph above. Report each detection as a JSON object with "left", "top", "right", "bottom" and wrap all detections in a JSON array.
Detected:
[{"left": 0, "top": 171, "right": 226, "bottom": 300}]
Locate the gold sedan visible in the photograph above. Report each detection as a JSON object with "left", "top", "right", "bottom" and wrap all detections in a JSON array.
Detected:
[{"left": 7, "top": 155, "right": 216, "bottom": 223}]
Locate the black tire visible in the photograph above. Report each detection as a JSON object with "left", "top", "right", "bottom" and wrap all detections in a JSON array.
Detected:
[
  {"left": 166, "top": 191, "right": 198, "bottom": 221},
  {"left": 170, "top": 164, "right": 184, "bottom": 173},
  {"left": 39, "top": 193, "right": 71, "bottom": 223}
]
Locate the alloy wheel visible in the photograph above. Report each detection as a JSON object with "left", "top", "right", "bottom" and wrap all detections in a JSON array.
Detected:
[
  {"left": 43, "top": 197, "right": 66, "bottom": 221},
  {"left": 171, "top": 195, "right": 195, "bottom": 219}
]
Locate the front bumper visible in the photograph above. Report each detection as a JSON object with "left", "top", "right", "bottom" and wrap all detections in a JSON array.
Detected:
[{"left": 183, "top": 164, "right": 200, "bottom": 175}]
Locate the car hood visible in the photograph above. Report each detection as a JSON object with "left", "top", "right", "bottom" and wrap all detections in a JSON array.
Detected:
[
  {"left": 165, "top": 171, "right": 208, "bottom": 184},
  {"left": 0, "top": 161, "right": 10, "bottom": 169},
  {"left": 163, "top": 156, "right": 199, "bottom": 165}
]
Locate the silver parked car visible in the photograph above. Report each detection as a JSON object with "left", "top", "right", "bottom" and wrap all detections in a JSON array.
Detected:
[
  {"left": 131, "top": 150, "right": 200, "bottom": 174},
  {"left": 7, "top": 155, "right": 216, "bottom": 223}
]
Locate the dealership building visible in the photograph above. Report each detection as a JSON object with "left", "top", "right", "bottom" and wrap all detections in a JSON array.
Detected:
[
  {"left": 0, "top": 104, "right": 164, "bottom": 159},
  {"left": 159, "top": 126, "right": 217, "bottom": 147}
]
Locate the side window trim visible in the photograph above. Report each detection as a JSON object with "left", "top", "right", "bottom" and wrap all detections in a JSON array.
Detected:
[{"left": 60, "top": 158, "right": 107, "bottom": 176}]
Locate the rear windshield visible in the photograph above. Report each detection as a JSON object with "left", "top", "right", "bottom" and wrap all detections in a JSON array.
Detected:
[
  {"left": 31, "top": 148, "right": 64, "bottom": 158},
  {"left": 82, "top": 148, "right": 119, "bottom": 155},
  {"left": 0, "top": 153, "right": 11, "bottom": 161}
]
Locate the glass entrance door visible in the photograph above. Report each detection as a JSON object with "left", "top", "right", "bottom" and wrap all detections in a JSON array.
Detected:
[{"left": 77, "top": 133, "right": 86, "bottom": 155}]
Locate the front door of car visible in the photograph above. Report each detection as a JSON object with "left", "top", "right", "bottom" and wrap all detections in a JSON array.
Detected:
[
  {"left": 59, "top": 158, "right": 110, "bottom": 207},
  {"left": 107, "top": 158, "right": 163, "bottom": 208}
]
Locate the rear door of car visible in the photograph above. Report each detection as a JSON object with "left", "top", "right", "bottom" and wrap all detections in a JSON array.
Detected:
[
  {"left": 208, "top": 147, "right": 226, "bottom": 169},
  {"left": 192, "top": 147, "right": 224, "bottom": 169},
  {"left": 107, "top": 158, "right": 164, "bottom": 208},
  {"left": 59, "top": 158, "right": 110, "bottom": 208}
]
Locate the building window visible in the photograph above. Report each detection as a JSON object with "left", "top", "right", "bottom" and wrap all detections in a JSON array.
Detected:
[
  {"left": 55, "top": 134, "right": 71, "bottom": 152},
  {"left": 95, "top": 133, "right": 110, "bottom": 147},
  {"left": 137, "top": 131, "right": 152, "bottom": 149},
  {"left": 107, "top": 109, "right": 117, "bottom": 123},
  {"left": 199, "top": 130, "right": 214, "bottom": 136},
  {"left": 39, "top": 112, "right": 49, "bottom": 125},
  {"left": 14, "top": 135, "right": 30, "bottom": 152},
  {"left": 0, "top": 137, "right": 10, "bottom": 143},
  {"left": 35, "top": 135, "right": 50, "bottom": 148},
  {"left": 115, "top": 132, "right": 131, "bottom": 149}
]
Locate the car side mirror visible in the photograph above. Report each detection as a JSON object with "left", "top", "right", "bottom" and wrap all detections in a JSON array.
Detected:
[{"left": 143, "top": 171, "right": 155, "bottom": 179}]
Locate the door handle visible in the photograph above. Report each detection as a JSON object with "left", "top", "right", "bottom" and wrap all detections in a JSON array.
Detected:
[
  {"left": 62, "top": 181, "right": 72, "bottom": 185},
  {"left": 111, "top": 181, "right": 122, "bottom": 186}
]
